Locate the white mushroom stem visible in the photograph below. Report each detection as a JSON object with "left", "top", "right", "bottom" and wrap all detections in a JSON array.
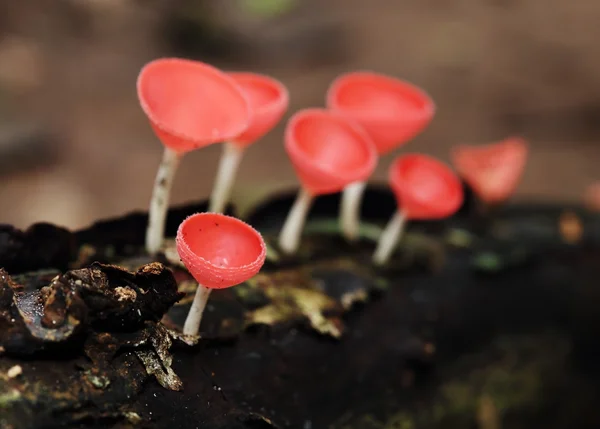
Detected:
[
  {"left": 183, "top": 284, "right": 212, "bottom": 336},
  {"left": 340, "top": 181, "right": 367, "bottom": 242},
  {"left": 372, "top": 210, "right": 407, "bottom": 266},
  {"left": 209, "top": 142, "right": 245, "bottom": 213},
  {"left": 278, "top": 187, "right": 314, "bottom": 255},
  {"left": 146, "top": 147, "right": 182, "bottom": 256}
]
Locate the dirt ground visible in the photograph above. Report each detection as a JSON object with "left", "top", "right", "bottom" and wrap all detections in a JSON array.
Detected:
[{"left": 1, "top": 0, "right": 600, "bottom": 229}]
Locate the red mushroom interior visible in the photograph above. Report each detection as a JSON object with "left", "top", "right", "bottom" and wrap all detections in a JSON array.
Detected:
[
  {"left": 332, "top": 73, "right": 429, "bottom": 121},
  {"left": 181, "top": 214, "right": 262, "bottom": 268},
  {"left": 327, "top": 72, "right": 435, "bottom": 155},
  {"left": 296, "top": 117, "right": 369, "bottom": 169},
  {"left": 391, "top": 154, "right": 463, "bottom": 220},
  {"left": 286, "top": 109, "right": 377, "bottom": 195},
  {"left": 176, "top": 213, "right": 266, "bottom": 288},
  {"left": 138, "top": 58, "right": 249, "bottom": 150},
  {"left": 228, "top": 72, "right": 288, "bottom": 146},
  {"left": 230, "top": 73, "right": 283, "bottom": 113}
]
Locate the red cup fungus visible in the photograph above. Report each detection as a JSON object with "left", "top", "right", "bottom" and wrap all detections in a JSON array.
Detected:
[
  {"left": 209, "top": 72, "right": 289, "bottom": 213},
  {"left": 279, "top": 108, "right": 377, "bottom": 255},
  {"left": 227, "top": 72, "right": 289, "bottom": 148},
  {"left": 176, "top": 212, "right": 266, "bottom": 336},
  {"left": 327, "top": 71, "right": 435, "bottom": 155},
  {"left": 373, "top": 154, "right": 464, "bottom": 266},
  {"left": 451, "top": 137, "right": 528, "bottom": 205},
  {"left": 327, "top": 71, "right": 435, "bottom": 242},
  {"left": 137, "top": 58, "right": 251, "bottom": 255}
]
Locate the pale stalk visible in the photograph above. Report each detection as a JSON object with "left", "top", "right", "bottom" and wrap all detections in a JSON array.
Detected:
[
  {"left": 146, "top": 147, "right": 181, "bottom": 255},
  {"left": 278, "top": 187, "right": 314, "bottom": 255},
  {"left": 183, "top": 284, "right": 212, "bottom": 336},
  {"left": 340, "top": 181, "right": 367, "bottom": 242},
  {"left": 209, "top": 142, "right": 245, "bottom": 213},
  {"left": 372, "top": 210, "right": 407, "bottom": 266}
]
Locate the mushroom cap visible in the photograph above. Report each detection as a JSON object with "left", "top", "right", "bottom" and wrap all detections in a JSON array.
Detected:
[
  {"left": 228, "top": 72, "right": 289, "bottom": 147},
  {"left": 285, "top": 108, "right": 378, "bottom": 196},
  {"left": 327, "top": 71, "right": 435, "bottom": 155},
  {"left": 451, "top": 137, "right": 528, "bottom": 204},
  {"left": 137, "top": 58, "right": 250, "bottom": 154},
  {"left": 176, "top": 213, "right": 266, "bottom": 289},
  {"left": 390, "top": 154, "right": 463, "bottom": 220}
]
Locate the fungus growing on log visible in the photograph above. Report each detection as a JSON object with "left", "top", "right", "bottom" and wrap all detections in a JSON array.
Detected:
[
  {"left": 278, "top": 108, "right": 377, "bottom": 255},
  {"left": 373, "top": 154, "right": 463, "bottom": 266},
  {"left": 327, "top": 71, "right": 434, "bottom": 241},
  {"left": 451, "top": 137, "right": 528, "bottom": 205},
  {"left": 176, "top": 213, "right": 266, "bottom": 336},
  {"left": 137, "top": 58, "right": 250, "bottom": 255},
  {"left": 208, "top": 72, "right": 289, "bottom": 214}
]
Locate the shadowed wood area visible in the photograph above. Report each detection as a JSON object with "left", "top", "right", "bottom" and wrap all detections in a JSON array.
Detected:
[{"left": 1, "top": 189, "right": 600, "bottom": 428}]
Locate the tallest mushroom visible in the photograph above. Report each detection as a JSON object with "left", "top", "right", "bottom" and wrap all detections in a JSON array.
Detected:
[
  {"left": 327, "top": 71, "right": 435, "bottom": 242},
  {"left": 137, "top": 58, "right": 250, "bottom": 255}
]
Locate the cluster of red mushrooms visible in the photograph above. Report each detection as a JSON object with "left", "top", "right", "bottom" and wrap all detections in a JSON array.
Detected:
[{"left": 136, "top": 58, "right": 532, "bottom": 336}]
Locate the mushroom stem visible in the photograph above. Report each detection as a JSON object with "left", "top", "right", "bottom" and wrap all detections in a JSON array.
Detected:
[
  {"left": 372, "top": 210, "right": 406, "bottom": 266},
  {"left": 278, "top": 187, "right": 314, "bottom": 255},
  {"left": 183, "top": 284, "right": 213, "bottom": 336},
  {"left": 209, "top": 142, "right": 245, "bottom": 213},
  {"left": 146, "top": 147, "right": 182, "bottom": 256},
  {"left": 340, "top": 181, "right": 367, "bottom": 242}
]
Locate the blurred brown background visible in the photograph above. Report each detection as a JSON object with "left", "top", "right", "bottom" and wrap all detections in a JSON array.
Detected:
[{"left": 1, "top": 0, "right": 599, "bottom": 230}]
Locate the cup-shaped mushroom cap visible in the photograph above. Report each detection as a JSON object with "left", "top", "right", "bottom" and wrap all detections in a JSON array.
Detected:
[
  {"left": 228, "top": 72, "right": 289, "bottom": 147},
  {"left": 390, "top": 154, "right": 463, "bottom": 220},
  {"left": 176, "top": 213, "right": 266, "bottom": 289},
  {"left": 451, "top": 137, "right": 528, "bottom": 204},
  {"left": 327, "top": 71, "right": 435, "bottom": 155},
  {"left": 285, "top": 108, "right": 377, "bottom": 195},
  {"left": 137, "top": 58, "right": 251, "bottom": 154}
]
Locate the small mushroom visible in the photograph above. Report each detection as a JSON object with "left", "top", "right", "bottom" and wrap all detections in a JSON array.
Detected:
[
  {"left": 327, "top": 71, "right": 435, "bottom": 241},
  {"left": 176, "top": 213, "right": 266, "bottom": 336},
  {"left": 209, "top": 72, "right": 289, "bottom": 213},
  {"left": 451, "top": 137, "right": 528, "bottom": 206},
  {"left": 373, "top": 154, "right": 463, "bottom": 266},
  {"left": 137, "top": 58, "right": 251, "bottom": 255},
  {"left": 279, "top": 108, "right": 377, "bottom": 255}
]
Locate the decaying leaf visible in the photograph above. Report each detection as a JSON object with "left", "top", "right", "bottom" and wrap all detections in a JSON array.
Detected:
[
  {"left": 131, "top": 323, "right": 196, "bottom": 391},
  {"left": 136, "top": 348, "right": 182, "bottom": 391},
  {"left": 247, "top": 283, "right": 343, "bottom": 337},
  {"left": 240, "top": 260, "right": 379, "bottom": 339}
]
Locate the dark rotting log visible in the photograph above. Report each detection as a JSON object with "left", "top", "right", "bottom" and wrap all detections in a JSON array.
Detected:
[{"left": 1, "top": 187, "right": 600, "bottom": 429}]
